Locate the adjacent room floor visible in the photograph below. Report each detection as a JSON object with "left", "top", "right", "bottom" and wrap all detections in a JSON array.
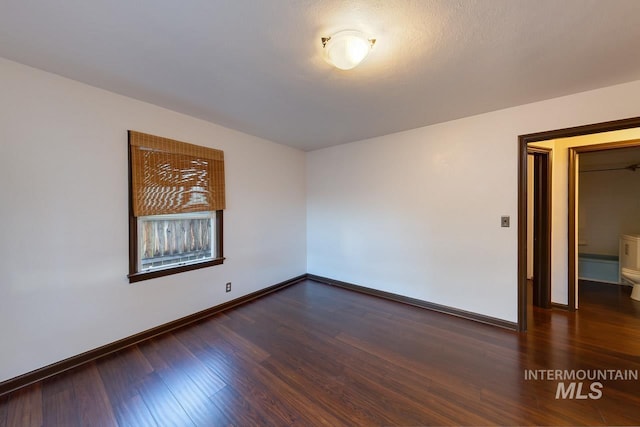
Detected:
[{"left": 1, "top": 279, "right": 639, "bottom": 426}]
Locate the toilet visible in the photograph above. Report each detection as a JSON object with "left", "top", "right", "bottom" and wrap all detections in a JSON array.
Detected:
[{"left": 619, "top": 234, "right": 640, "bottom": 301}]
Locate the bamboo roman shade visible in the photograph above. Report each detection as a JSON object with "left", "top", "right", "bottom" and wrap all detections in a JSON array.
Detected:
[{"left": 129, "top": 131, "right": 225, "bottom": 217}]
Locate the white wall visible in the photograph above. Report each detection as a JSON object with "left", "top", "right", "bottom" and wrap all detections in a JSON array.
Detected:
[
  {"left": 0, "top": 58, "right": 306, "bottom": 382},
  {"left": 307, "top": 79, "right": 640, "bottom": 321},
  {"left": 579, "top": 165, "right": 640, "bottom": 256}
]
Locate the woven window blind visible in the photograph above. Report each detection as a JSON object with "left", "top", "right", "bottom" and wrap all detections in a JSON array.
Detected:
[{"left": 129, "top": 131, "right": 225, "bottom": 217}]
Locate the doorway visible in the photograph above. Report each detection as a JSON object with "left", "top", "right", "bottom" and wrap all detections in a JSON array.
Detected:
[
  {"left": 568, "top": 141, "right": 640, "bottom": 309},
  {"left": 518, "top": 116, "right": 640, "bottom": 332}
]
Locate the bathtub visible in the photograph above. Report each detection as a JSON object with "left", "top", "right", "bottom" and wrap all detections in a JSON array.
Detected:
[{"left": 578, "top": 253, "right": 620, "bottom": 284}]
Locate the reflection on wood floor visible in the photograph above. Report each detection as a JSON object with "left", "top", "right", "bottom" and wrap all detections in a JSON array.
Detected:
[{"left": 1, "top": 279, "right": 639, "bottom": 426}]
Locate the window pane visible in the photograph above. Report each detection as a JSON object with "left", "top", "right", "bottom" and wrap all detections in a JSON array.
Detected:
[{"left": 138, "top": 213, "right": 214, "bottom": 271}]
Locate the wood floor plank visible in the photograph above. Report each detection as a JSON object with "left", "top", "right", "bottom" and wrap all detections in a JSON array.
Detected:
[
  {"left": 137, "top": 335, "right": 230, "bottom": 426},
  {"left": 218, "top": 308, "right": 256, "bottom": 327},
  {"left": 70, "top": 362, "right": 117, "bottom": 427},
  {"left": 95, "top": 348, "right": 159, "bottom": 427},
  {"left": 111, "top": 393, "right": 157, "bottom": 427},
  {"left": 0, "top": 393, "right": 7, "bottom": 427},
  {"left": 209, "top": 323, "right": 271, "bottom": 362},
  {"left": 135, "top": 372, "right": 195, "bottom": 426},
  {"left": 42, "top": 372, "right": 80, "bottom": 427},
  {"left": 196, "top": 339, "right": 346, "bottom": 426},
  {"left": 149, "top": 366, "right": 231, "bottom": 427},
  {"left": 142, "top": 334, "right": 226, "bottom": 398},
  {"left": 209, "top": 385, "right": 274, "bottom": 427},
  {"left": 95, "top": 353, "right": 139, "bottom": 406},
  {"left": 5, "top": 384, "right": 42, "bottom": 427}
]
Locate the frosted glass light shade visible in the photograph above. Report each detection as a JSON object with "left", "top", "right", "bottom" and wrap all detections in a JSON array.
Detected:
[{"left": 323, "top": 30, "right": 374, "bottom": 70}]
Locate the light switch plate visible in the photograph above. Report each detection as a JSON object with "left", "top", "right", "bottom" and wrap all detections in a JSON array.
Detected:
[{"left": 501, "top": 216, "right": 510, "bottom": 227}]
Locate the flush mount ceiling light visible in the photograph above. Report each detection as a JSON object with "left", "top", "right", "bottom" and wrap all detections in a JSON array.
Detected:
[{"left": 321, "top": 30, "right": 376, "bottom": 70}]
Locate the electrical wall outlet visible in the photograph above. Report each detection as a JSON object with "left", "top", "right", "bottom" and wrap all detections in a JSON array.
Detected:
[{"left": 225, "top": 282, "right": 232, "bottom": 292}]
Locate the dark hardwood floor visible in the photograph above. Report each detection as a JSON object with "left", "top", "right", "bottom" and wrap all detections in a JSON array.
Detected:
[{"left": 1, "top": 279, "right": 640, "bottom": 426}]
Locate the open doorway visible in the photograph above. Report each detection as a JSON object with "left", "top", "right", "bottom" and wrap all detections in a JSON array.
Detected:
[
  {"left": 518, "top": 116, "right": 640, "bottom": 332},
  {"left": 569, "top": 142, "right": 640, "bottom": 308}
]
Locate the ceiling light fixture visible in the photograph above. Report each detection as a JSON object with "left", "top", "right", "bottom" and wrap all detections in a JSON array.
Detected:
[{"left": 321, "top": 30, "right": 376, "bottom": 70}]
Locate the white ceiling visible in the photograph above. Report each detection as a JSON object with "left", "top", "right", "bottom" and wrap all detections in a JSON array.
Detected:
[{"left": 2, "top": 0, "right": 640, "bottom": 151}]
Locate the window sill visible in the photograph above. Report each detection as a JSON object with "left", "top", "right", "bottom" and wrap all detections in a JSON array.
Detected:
[{"left": 128, "top": 257, "right": 225, "bottom": 283}]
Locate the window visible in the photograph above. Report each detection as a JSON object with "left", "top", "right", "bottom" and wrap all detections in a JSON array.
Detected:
[
  {"left": 138, "top": 212, "right": 216, "bottom": 271},
  {"left": 128, "top": 131, "right": 225, "bottom": 283}
]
